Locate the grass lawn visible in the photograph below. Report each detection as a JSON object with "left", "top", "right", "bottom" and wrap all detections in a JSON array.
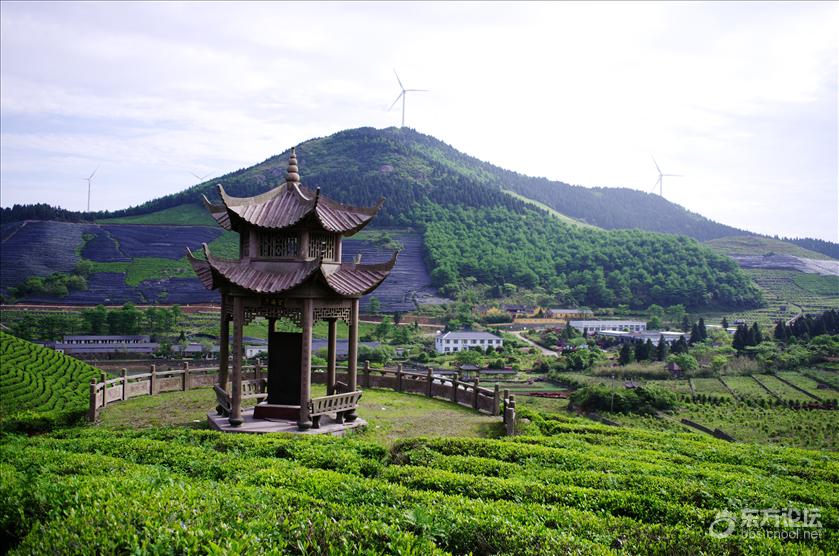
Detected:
[{"left": 97, "top": 383, "right": 503, "bottom": 444}]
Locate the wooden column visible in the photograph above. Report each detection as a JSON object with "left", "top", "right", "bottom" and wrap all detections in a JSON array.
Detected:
[
  {"left": 346, "top": 298, "right": 360, "bottom": 422},
  {"left": 326, "top": 318, "right": 337, "bottom": 395},
  {"left": 218, "top": 295, "right": 230, "bottom": 390},
  {"left": 298, "top": 298, "right": 313, "bottom": 430},
  {"left": 121, "top": 369, "right": 128, "bottom": 401},
  {"left": 230, "top": 296, "right": 244, "bottom": 426},
  {"left": 348, "top": 299, "right": 359, "bottom": 391}
]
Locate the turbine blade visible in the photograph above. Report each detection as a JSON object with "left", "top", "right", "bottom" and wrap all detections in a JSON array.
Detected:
[
  {"left": 405, "top": 89, "right": 429, "bottom": 92},
  {"left": 89, "top": 165, "right": 100, "bottom": 180},
  {"left": 388, "top": 92, "right": 403, "bottom": 110},
  {"left": 663, "top": 174, "right": 683, "bottom": 177},
  {"left": 651, "top": 155, "right": 662, "bottom": 175},
  {"left": 393, "top": 69, "right": 404, "bottom": 91}
]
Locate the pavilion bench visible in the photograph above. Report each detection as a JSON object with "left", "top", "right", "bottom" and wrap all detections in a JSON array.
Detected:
[
  {"left": 214, "top": 378, "right": 267, "bottom": 417},
  {"left": 308, "top": 391, "right": 362, "bottom": 428}
]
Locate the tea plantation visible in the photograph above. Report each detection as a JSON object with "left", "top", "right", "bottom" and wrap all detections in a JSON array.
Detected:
[
  {"left": 0, "top": 331, "right": 99, "bottom": 432},
  {"left": 1, "top": 332, "right": 837, "bottom": 554}
]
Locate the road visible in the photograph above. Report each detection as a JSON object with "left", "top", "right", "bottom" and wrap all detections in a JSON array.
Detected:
[{"left": 511, "top": 331, "right": 558, "bottom": 357}]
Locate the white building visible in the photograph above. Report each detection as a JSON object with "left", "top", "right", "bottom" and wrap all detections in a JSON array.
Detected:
[
  {"left": 435, "top": 331, "right": 503, "bottom": 354},
  {"left": 569, "top": 320, "right": 647, "bottom": 333},
  {"left": 53, "top": 335, "right": 159, "bottom": 355},
  {"left": 596, "top": 330, "right": 686, "bottom": 344}
]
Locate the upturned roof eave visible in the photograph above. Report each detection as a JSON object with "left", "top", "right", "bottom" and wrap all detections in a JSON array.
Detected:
[{"left": 187, "top": 244, "right": 397, "bottom": 297}]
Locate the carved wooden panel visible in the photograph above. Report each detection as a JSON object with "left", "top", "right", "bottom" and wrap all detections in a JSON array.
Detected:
[{"left": 312, "top": 307, "right": 351, "bottom": 323}]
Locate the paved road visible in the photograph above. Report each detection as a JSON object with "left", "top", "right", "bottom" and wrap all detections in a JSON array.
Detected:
[{"left": 511, "top": 331, "right": 558, "bottom": 357}]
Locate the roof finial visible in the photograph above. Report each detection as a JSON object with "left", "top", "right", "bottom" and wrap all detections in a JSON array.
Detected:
[{"left": 286, "top": 147, "right": 300, "bottom": 183}]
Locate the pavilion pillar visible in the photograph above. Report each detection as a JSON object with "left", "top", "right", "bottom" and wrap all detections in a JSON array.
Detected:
[
  {"left": 326, "top": 318, "right": 337, "bottom": 395},
  {"left": 218, "top": 294, "right": 230, "bottom": 390},
  {"left": 230, "top": 296, "right": 244, "bottom": 426},
  {"left": 346, "top": 298, "right": 360, "bottom": 421},
  {"left": 298, "top": 298, "right": 313, "bottom": 430}
]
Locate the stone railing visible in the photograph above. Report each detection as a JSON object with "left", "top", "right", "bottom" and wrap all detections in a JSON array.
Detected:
[
  {"left": 88, "top": 361, "right": 505, "bottom": 423},
  {"left": 87, "top": 361, "right": 262, "bottom": 422}
]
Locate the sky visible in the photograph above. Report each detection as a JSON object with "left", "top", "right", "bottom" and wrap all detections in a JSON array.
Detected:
[{"left": 1, "top": 1, "right": 837, "bottom": 241}]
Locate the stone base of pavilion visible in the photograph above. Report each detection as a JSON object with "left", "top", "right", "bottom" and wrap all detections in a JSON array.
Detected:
[{"left": 207, "top": 408, "right": 367, "bottom": 435}]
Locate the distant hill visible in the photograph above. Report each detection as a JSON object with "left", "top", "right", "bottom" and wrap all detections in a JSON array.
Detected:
[{"left": 2, "top": 127, "right": 766, "bottom": 310}]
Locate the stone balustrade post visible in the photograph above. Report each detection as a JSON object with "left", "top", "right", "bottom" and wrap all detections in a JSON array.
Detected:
[
  {"left": 121, "top": 368, "right": 128, "bottom": 401},
  {"left": 426, "top": 367, "right": 433, "bottom": 397},
  {"left": 88, "top": 379, "right": 98, "bottom": 422},
  {"left": 473, "top": 376, "right": 480, "bottom": 409}
]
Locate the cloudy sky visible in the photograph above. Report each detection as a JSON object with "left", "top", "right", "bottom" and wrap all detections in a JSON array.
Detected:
[{"left": 1, "top": 1, "right": 836, "bottom": 241}]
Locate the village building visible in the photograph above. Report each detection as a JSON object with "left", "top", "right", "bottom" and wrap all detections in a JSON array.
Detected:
[
  {"left": 569, "top": 320, "right": 647, "bottom": 333},
  {"left": 547, "top": 308, "right": 593, "bottom": 320},
  {"left": 435, "top": 330, "right": 503, "bottom": 353},
  {"left": 188, "top": 147, "right": 395, "bottom": 430},
  {"left": 595, "top": 329, "right": 686, "bottom": 344},
  {"left": 50, "top": 335, "right": 159, "bottom": 355}
]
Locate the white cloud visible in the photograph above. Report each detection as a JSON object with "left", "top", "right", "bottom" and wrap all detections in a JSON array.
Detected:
[{"left": 1, "top": 1, "right": 836, "bottom": 240}]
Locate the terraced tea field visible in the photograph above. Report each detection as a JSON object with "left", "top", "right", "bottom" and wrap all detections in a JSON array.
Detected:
[
  {"left": 0, "top": 219, "right": 442, "bottom": 311},
  {"left": 0, "top": 331, "right": 100, "bottom": 431},
  {"left": 719, "top": 269, "right": 839, "bottom": 326},
  {"left": 2, "top": 413, "right": 836, "bottom": 553}
]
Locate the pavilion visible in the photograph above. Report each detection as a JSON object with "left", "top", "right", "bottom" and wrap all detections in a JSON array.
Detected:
[{"left": 188, "top": 147, "right": 396, "bottom": 430}]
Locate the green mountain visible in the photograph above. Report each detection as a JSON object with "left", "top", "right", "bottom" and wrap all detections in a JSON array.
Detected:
[{"left": 5, "top": 128, "right": 765, "bottom": 309}]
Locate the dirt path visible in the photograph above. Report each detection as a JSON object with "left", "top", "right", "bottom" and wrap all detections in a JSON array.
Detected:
[{"left": 511, "top": 331, "right": 558, "bottom": 357}]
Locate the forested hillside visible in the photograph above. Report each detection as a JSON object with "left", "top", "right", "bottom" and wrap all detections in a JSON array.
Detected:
[{"left": 1, "top": 127, "right": 767, "bottom": 309}]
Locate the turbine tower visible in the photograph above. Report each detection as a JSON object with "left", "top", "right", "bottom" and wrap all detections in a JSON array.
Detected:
[
  {"left": 389, "top": 70, "right": 427, "bottom": 128},
  {"left": 82, "top": 166, "right": 99, "bottom": 212},
  {"left": 651, "top": 156, "right": 682, "bottom": 198}
]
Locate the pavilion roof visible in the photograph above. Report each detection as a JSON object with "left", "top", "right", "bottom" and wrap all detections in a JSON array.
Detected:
[
  {"left": 186, "top": 243, "right": 398, "bottom": 297},
  {"left": 201, "top": 148, "right": 383, "bottom": 235}
]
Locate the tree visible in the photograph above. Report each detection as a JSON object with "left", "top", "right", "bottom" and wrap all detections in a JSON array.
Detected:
[
  {"left": 368, "top": 297, "right": 381, "bottom": 315},
  {"left": 618, "top": 343, "right": 633, "bottom": 366},
  {"left": 774, "top": 319, "right": 788, "bottom": 342},
  {"left": 750, "top": 322, "right": 762, "bottom": 345},
  {"left": 455, "top": 348, "right": 482, "bottom": 366},
  {"left": 656, "top": 337, "right": 669, "bottom": 361},
  {"left": 721, "top": 317, "right": 729, "bottom": 329},
  {"left": 667, "top": 353, "right": 698, "bottom": 372},
  {"left": 698, "top": 318, "right": 707, "bottom": 341},
  {"left": 689, "top": 324, "right": 701, "bottom": 345},
  {"left": 681, "top": 315, "right": 691, "bottom": 333}
]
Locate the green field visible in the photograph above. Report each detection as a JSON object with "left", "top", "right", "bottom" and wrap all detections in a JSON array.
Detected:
[
  {"left": 501, "top": 189, "right": 598, "bottom": 229},
  {"left": 705, "top": 235, "right": 834, "bottom": 260},
  {"left": 97, "top": 203, "right": 216, "bottom": 226}
]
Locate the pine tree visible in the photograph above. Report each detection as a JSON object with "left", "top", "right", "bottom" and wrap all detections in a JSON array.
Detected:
[
  {"left": 721, "top": 317, "right": 729, "bottom": 329},
  {"left": 681, "top": 315, "right": 691, "bottom": 332},
  {"left": 634, "top": 340, "right": 645, "bottom": 362},
  {"left": 751, "top": 322, "right": 762, "bottom": 345},
  {"left": 774, "top": 319, "right": 787, "bottom": 342},
  {"left": 689, "top": 323, "right": 701, "bottom": 345},
  {"left": 698, "top": 318, "right": 707, "bottom": 341},
  {"left": 732, "top": 324, "right": 747, "bottom": 352},
  {"left": 619, "top": 343, "right": 633, "bottom": 365},
  {"left": 656, "top": 337, "right": 669, "bottom": 361}
]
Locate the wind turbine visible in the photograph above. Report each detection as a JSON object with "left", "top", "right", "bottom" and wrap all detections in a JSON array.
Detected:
[
  {"left": 650, "top": 156, "right": 682, "bottom": 198},
  {"left": 388, "top": 70, "right": 428, "bottom": 128},
  {"left": 82, "top": 166, "right": 99, "bottom": 212},
  {"left": 190, "top": 171, "right": 212, "bottom": 182}
]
